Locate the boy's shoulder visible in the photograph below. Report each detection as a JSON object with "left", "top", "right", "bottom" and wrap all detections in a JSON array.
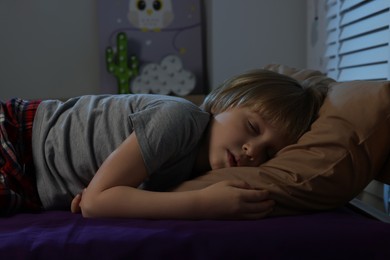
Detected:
[{"left": 131, "top": 94, "right": 205, "bottom": 113}]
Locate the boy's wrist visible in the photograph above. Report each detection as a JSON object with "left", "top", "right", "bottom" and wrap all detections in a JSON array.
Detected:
[
  {"left": 186, "top": 189, "right": 207, "bottom": 219},
  {"left": 191, "top": 188, "right": 215, "bottom": 219}
]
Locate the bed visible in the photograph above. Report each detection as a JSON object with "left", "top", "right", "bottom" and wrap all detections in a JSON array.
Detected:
[
  {"left": 2, "top": 64, "right": 390, "bottom": 258},
  {"left": 0, "top": 203, "right": 390, "bottom": 259}
]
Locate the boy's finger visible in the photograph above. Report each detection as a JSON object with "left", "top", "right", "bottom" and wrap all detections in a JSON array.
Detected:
[
  {"left": 224, "top": 180, "right": 252, "bottom": 189},
  {"left": 241, "top": 189, "right": 270, "bottom": 202},
  {"left": 71, "top": 194, "right": 81, "bottom": 213}
]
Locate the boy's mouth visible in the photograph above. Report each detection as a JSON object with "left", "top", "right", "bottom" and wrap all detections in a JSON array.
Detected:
[{"left": 227, "top": 150, "right": 237, "bottom": 167}]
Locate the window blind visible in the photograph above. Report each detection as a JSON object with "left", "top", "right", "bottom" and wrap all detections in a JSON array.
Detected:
[{"left": 325, "top": 0, "right": 390, "bottom": 81}]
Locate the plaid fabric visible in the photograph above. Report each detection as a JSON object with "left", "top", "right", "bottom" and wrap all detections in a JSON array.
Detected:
[{"left": 0, "top": 98, "right": 42, "bottom": 215}]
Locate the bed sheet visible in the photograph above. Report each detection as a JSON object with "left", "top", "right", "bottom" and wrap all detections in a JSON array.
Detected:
[{"left": 1, "top": 207, "right": 390, "bottom": 259}]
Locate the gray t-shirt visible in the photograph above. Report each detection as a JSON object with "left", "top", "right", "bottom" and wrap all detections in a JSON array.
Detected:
[{"left": 32, "top": 94, "right": 210, "bottom": 210}]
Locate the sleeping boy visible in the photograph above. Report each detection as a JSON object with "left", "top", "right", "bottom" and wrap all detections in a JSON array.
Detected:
[{"left": 0, "top": 69, "right": 327, "bottom": 219}]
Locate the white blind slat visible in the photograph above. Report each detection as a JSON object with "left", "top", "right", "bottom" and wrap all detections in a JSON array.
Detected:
[
  {"left": 340, "top": 0, "right": 389, "bottom": 26},
  {"left": 340, "top": 12, "right": 389, "bottom": 40},
  {"left": 325, "top": 43, "right": 338, "bottom": 57},
  {"left": 326, "top": 2, "right": 338, "bottom": 18},
  {"left": 326, "top": 57, "right": 337, "bottom": 70},
  {"left": 326, "top": 16, "right": 338, "bottom": 31},
  {"left": 339, "top": 45, "right": 389, "bottom": 68},
  {"left": 326, "top": 0, "right": 337, "bottom": 6},
  {"left": 339, "top": 29, "right": 389, "bottom": 54},
  {"left": 340, "top": 0, "right": 365, "bottom": 12},
  {"left": 327, "top": 70, "right": 338, "bottom": 80},
  {"left": 338, "top": 63, "right": 388, "bottom": 81},
  {"left": 326, "top": 30, "right": 338, "bottom": 44}
]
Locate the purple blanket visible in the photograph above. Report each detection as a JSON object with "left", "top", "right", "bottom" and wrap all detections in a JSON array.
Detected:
[{"left": 1, "top": 207, "right": 390, "bottom": 259}]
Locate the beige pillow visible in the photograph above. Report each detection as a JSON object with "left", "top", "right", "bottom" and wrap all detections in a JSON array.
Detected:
[{"left": 174, "top": 64, "right": 390, "bottom": 216}]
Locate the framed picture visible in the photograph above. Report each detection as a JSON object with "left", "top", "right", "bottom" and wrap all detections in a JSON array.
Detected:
[{"left": 97, "top": 0, "right": 208, "bottom": 96}]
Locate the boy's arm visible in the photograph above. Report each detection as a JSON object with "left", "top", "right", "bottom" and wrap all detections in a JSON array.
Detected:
[{"left": 79, "top": 132, "right": 274, "bottom": 219}]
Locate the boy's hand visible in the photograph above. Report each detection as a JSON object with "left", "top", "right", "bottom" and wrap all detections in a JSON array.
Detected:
[
  {"left": 198, "top": 180, "right": 274, "bottom": 220},
  {"left": 71, "top": 189, "right": 86, "bottom": 214}
]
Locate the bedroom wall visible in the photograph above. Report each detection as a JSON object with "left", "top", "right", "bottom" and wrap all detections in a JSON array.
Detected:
[
  {"left": 207, "top": 0, "right": 307, "bottom": 89},
  {"left": 306, "top": 0, "right": 327, "bottom": 72},
  {"left": 0, "top": 0, "right": 100, "bottom": 100},
  {"left": 0, "top": 0, "right": 307, "bottom": 99}
]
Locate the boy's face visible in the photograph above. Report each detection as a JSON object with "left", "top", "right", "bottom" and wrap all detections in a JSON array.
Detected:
[{"left": 205, "top": 106, "right": 289, "bottom": 170}]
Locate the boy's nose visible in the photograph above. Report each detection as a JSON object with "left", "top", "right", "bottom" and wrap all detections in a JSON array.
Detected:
[{"left": 242, "top": 143, "right": 262, "bottom": 165}]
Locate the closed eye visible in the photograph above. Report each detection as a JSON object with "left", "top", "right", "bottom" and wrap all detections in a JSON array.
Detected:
[{"left": 248, "top": 120, "right": 259, "bottom": 134}]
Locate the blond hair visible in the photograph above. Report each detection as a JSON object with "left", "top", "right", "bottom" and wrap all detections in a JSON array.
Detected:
[{"left": 202, "top": 69, "right": 328, "bottom": 143}]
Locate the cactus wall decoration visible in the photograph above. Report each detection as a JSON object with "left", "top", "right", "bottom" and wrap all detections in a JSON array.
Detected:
[
  {"left": 106, "top": 32, "right": 139, "bottom": 94},
  {"left": 98, "top": 1, "right": 206, "bottom": 95}
]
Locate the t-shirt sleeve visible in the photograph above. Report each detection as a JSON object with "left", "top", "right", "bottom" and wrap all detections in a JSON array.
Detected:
[{"left": 129, "top": 101, "right": 209, "bottom": 176}]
